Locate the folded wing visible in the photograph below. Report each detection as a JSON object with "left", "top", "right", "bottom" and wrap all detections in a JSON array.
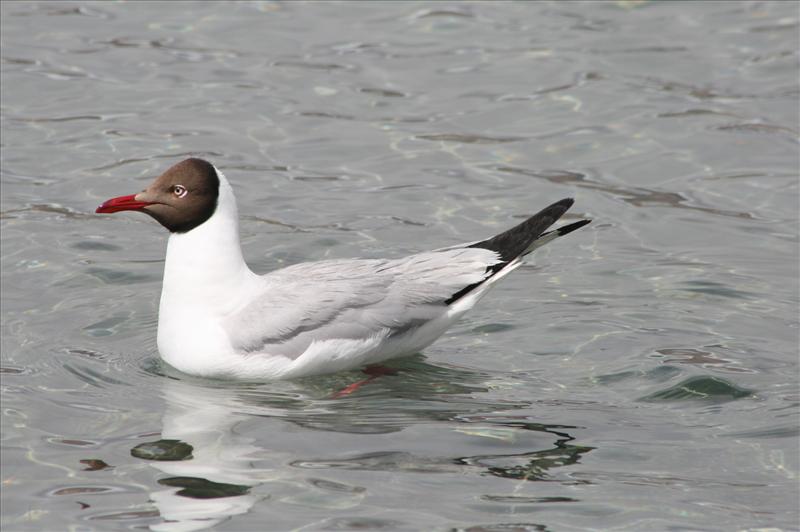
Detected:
[
  {"left": 224, "top": 247, "right": 500, "bottom": 359},
  {"left": 224, "top": 197, "right": 590, "bottom": 360}
]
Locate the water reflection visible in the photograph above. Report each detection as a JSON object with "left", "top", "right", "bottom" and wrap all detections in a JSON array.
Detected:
[
  {"left": 456, "top": 424, "right": 593, "bottom": 483},
  {"left": 292, "top": 426, "right": 593, "bottom": 484},
  {"left": 132, "top": 359, "right": 592, "bottom": 531},
  {"left": 134, "top": 379, "right": 269, "bottom": 532}
]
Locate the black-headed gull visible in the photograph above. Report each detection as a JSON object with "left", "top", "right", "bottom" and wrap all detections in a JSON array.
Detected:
[{"left": 96, "top": 158, "right": 590, "bottom": 380}]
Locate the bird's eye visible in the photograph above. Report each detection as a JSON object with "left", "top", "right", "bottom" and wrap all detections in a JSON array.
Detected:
[{"left": 173, "top": 185, "right": 187, "bottom": 198}]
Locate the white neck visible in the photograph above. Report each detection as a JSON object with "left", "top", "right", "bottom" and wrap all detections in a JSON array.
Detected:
[{"left": 160, "top": 170, "right": 255, "bottom": 315}]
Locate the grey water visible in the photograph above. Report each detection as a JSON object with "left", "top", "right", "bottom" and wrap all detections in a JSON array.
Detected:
[{"left": 1, "top": 1, "right": 798, "bottom": 531}]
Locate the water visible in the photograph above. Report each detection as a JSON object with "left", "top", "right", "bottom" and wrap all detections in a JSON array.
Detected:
[{"left": 1, "top": 1, "right": 798, "bottom": 530}]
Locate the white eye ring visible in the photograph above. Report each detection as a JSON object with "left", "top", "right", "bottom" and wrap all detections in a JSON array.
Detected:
[{"left": 173, "top": 185, "right": 187, "bottom": 198}]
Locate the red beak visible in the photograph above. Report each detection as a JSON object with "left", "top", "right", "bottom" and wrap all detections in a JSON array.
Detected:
[{"left": 96, "top": 194, "right": 152, "bottom": 214}]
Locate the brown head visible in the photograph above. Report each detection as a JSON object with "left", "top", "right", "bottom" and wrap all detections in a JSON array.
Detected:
[{"left": 96, "top": 158, "right": 220, "bottom": 233}]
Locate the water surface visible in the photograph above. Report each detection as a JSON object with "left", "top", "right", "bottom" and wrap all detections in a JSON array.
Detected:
[{"left": 2, "top": 1, "right": 798, "bottom": 531}]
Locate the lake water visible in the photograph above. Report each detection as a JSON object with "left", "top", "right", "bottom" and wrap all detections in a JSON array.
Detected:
[{"left": 1, "top": 1, "right": 798, "bottom": 531}]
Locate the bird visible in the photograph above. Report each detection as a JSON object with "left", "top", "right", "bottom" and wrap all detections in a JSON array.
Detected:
[{"left": 95, "top": 158, "right": 591, "bottom": 380}]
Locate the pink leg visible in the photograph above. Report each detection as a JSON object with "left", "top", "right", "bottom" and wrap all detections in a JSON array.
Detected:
[{"left": 329, "top": 365, "right": 399, "bottom": 398}]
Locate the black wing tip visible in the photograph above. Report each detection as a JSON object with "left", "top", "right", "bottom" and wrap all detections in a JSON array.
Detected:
[
  {"left": 555, "top": 197, "right": 575, "bottom": 209},
  {"left": 447, "top": 205, "right": 589, "bottom": 307},
  {"left": 557, "top": 218, "right": 591, "bottom": 236},
  {"left": 545, "top": 198, "right": 575, "bottom": 219}
]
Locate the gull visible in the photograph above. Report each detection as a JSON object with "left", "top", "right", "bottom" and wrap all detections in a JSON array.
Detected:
[{"left": 96, "top": 158, "right": 590, "bottom": 380}]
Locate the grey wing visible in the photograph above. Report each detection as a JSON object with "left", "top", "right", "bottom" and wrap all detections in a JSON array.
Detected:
[{"left": 223, "top": 248, "right": 500, "bottom": 359}]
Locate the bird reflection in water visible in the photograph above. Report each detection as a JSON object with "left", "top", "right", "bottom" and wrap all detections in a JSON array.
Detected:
[{"left": 126, "top": 357, "right": 594, "bottom": 530}]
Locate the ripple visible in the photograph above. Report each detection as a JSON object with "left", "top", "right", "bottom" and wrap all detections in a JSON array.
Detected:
[
  {"left": 82, "top": 315, "right": 130, "bottom": 337},
  {"left": 43, "top": 5, "right": 113, "bottom": 19},
  {"left": 320, "top": 517, "right": 404, "bottom": 529},
  {"left": 47, "top": 485, "right": 123, "bottom": 496},
  {"left": 1, "top": 203, "right": 96, "bottom": 220},
  {"left": 657, "top": 348, "right": 750, "bottom": 373},
  {"left": 273, "top": 60, "right": 357, "bottom": 72},
  {"left": 657, "top": 108, "right": 738, "bottom": 118},
  {"left": 71, "top": 241, "right": 122, "bottom": 251},
  {"left": 9, "top": 115, "right": 103, "bottom": 123},
  {"left": 570, "top": 470, "right": 767, "bottom": 489},
  {"left": 417, "top": 134, "right": 526, "bottom": 144},
  {"left": 63, "top": 363, "right": 131, "bottom": 387},
  {"left": 84, "top": 267, "right": 157, "bottom": 285},
  {"left": 291, "top": 451, "right": 461, "bottom": 473},
  {"left": 47, "top": 437, "right": 98, "bottom": 447},
  {"left": 0, "top": 366, "right": 31, "bottom": 375},
  {"left": 470, "top": 323, "right": 516, "bottom": 335},
  {"left": 411, "top": 8, "right": 474, "bottom": 19},
  {"left": 714, "top": 122, "right": 799, "bottom": 137},
  {"left": 87, "top": 509, "right": 160, "bottom": 521},
  {"left": 480, "top": 495, "right": 577, "bottom": 503},
  {"left": 494, "top": 166, "right": 756, "bottom": 219},
  {"left": 65, "top": 348, "right": 114, "bottom": 361},
  {"left": 679, "top": 280, "right": 756, "bottom": 299},
  {"left": 297, "top": 111, "right": 356, "bottom": 121},
  {"left": 594, "top": 365, "right": 682, "bottom": 385},
  {"left": 359, "top": 87, "right": 408, "bottom": 98},
  {"left": 90, "top": 151, "right": 224, "bottom": 171},
  {"left": 722, "top": 424, "right": 800, "bottom": 439},
  {"left": 638, "top": 376, "right": 755, "bottom": 402},
  {"left": 459, "top": 524, "right": 548, "bottom": 532},
  {"left": 306, "top": 478, "right": 366, "bottom": 494}
]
